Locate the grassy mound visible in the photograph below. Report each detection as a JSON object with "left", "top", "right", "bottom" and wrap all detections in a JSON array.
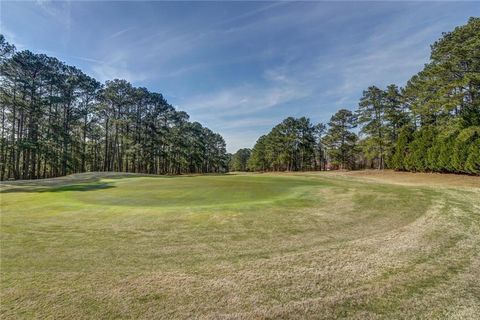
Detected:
[{"left": 1, "top": 172, "right": 479, "bottom": 319}]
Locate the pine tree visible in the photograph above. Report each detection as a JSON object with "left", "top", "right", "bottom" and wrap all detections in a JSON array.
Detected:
[
  {"left": 323, "top": 109, "right": 358, "bottom": 170},
  {"left": 357, "top": 86, "right": 387, "bottom": 169}
]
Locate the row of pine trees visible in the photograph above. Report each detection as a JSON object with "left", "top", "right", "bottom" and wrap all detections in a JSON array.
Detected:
[
  {"left": 0, "top": 36, "right": 228, "bottom": 181},
  {"left": 1, "top": 18, "right": 479, "bottom": 180},
  {"left": 237, "top": 18, "right": 480, "bottom": 175}
]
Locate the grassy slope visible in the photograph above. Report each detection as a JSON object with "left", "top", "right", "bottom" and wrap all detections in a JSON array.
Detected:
[{"left": 1, "top": 172, "right": 479, "bottom": 319}]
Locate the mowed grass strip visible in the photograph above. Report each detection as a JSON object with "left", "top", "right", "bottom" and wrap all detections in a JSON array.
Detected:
[{"left": 1, "top": 172, "right": 479, "bottom": 319}]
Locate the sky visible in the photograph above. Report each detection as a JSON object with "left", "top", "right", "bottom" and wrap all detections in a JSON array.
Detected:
[{"left": 1, "top": 1, "right": 479, "bottom": 152}]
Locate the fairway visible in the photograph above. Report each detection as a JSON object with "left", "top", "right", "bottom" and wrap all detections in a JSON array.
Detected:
[{"left": 1, "top": 172, "right": 479, "bottom": 319}]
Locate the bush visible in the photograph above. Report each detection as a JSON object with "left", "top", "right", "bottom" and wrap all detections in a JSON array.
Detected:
[
  {"left": 407, "top": 126, "right": 436, "bottom": 172},
  {"left": 452, "top": 127, "right": 480, "bottom": 173},
  {"left": 464, "top": 137, "right": 480, "bottom": 175}
]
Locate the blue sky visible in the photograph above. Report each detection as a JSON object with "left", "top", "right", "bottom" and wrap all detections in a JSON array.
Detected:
[{"left": 1, "top": 1, "right": 478, "bottom": 152}]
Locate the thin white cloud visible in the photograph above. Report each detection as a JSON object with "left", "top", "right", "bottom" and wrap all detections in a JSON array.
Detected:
[
  {"left": 71, "top": 55, "right": 105, "bottom": 64},
  {"left": 213, "top": 1, "right": 290, "bottom": 28},
  {"left": 92, "top": 64, "right": 148, "bottom": 83},
  {"left": 318, "top": 19, "right": 447, "bottom": 105},
  {"left": 106, "top": 27, "right": 136, "bottom": 41},
  {"left": 91, "top": 51, "right": 148, "bottom": 82},
  {"left": 35, "top": 0, "right": 72, "bottom": 30},
  {"left": 181, "top": 82, "right": 310, "bottom": 117}
]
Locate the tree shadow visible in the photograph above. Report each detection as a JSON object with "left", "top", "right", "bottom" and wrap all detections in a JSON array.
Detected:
[
  {"left": 0, "top": 171, "right": 230, "bottom": 194},
  {"left": 0, "top": 182, "right": 115, "bottom": 194},
  {"left": 47, "top": 183, "right": 116, "bottom": 193}
]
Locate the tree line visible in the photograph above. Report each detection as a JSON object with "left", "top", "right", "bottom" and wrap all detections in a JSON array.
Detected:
[
  {"left": 239, "top": 18, "right": 479, "bottom": 175},
  {"left": 0, "top": 36, "right": 228, "bottom": 180},
  {"left": 1, "top": 18, "right": 478, "bottom": 180}
]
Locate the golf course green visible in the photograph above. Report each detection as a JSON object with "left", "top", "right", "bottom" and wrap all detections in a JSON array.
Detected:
[{"left": 1, "top": 172, "right": 479, "bottom": 319}]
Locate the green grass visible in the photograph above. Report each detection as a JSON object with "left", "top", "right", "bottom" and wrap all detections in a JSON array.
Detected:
[{"left": 1, "top": 172, "right": 479, "bottom": 319}]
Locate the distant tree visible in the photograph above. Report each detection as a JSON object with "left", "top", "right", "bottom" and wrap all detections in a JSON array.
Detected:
[
  {"left": 230, "top": 148, "right": 251, "bottom": 171},
  {"left": 314, "top": 123, "right": 327, "bottom": 170},
  {"left": 247, "top": 117, "right": 320, "bottom": 172},
  {"left": 323, "top": 109, "right": 358, "bottom": 170},
  {"left": 248, "top": 135, "right": 268, "bottom": 171},
  {"left": 384, "top": 84, "right": 409, "bottom": 159},
  {"left": 356, "top": 86, "right": 388, "bottom": 169}
]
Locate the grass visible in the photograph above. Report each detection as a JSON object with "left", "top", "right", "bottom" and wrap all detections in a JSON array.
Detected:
[{"left": 1, "top": 171, "right": 479, "bottom": 319}]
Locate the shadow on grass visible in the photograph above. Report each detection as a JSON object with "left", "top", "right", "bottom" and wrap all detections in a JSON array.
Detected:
[
  {"left": 0, "top": 171, "right": 230, "bottom": 193},
  {"left": 0, "top": 182, "right": 115, "bottom": 194}
]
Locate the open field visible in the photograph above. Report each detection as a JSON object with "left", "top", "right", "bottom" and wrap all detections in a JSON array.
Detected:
[{"left": 1, "top": 171, "right": 479, "bottom": 319}]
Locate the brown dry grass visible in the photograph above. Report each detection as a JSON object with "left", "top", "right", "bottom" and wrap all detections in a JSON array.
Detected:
[{"left": 326, "top": 169, "right": 480, "bottom": 189}]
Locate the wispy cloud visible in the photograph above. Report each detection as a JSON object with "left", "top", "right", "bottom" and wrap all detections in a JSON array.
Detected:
[
  {"left": 316, "top": 15, "right": 448, "bottom": 106},
  {"left": 213, "top": 1, "right": 290, "bottom": 29},
  {"left": 35, "top": 0, "right": 72, "bottom": 30},
  {"left": 91, "top": 51, "right": 148, "bottom": 82},
  {"left": 181, "top": 82, "right": 310, "bottom": 117},
  {"left": 70, "top": 55, "right": 105, "bottom": 64},
  {"left": 106, "top": 27, "right": 135, "bottom": 41}
]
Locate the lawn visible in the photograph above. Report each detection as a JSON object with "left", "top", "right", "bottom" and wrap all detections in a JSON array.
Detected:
[{"left": 1, "top": 172, "right": 479, "bottom": 319}]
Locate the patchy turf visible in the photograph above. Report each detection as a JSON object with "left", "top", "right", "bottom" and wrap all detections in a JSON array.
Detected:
[{"left": 1, "top": 172, "right": 479, "bottom": 319}]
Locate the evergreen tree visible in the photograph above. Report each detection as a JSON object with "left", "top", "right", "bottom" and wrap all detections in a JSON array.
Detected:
[
  {"left": 322, "top": 109, "right": 358, "bottom": 170},
  {"left": 248, "top": 135, "right": 268, "bottom": 171},
  {"left": 230, "top": 148, "right": 251, "bottom": 171},
  {"left": 356, "top": 86, "right": 388, "bottom": 169}
]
